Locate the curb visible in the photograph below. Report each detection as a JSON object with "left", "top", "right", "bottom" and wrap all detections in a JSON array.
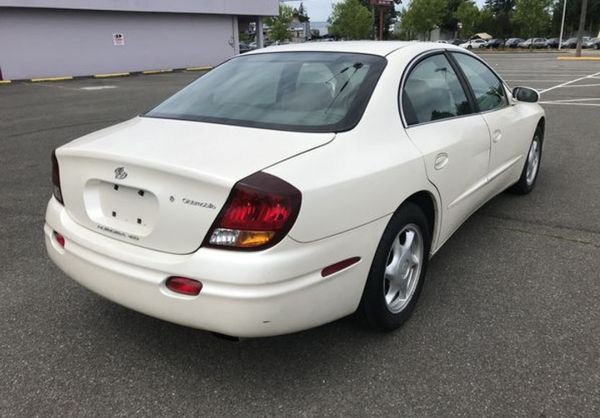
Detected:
[
  {"left": 0, "top": 66, "right": 213, "bottom": 85},
  {"left": 31, "top": 76, "right": 73, "bottom": 82},
  {"left": 557, "top": 56, "right": 600, "bottom": 61},
  {"left": 185, "top": 66, "right": 213, "bottom": 71},
  {"left": 94, "top": 72, "right": 130, "bottom": 78},
  {"left": 141, "top": 69, "right": 173, "bottom": 74}
]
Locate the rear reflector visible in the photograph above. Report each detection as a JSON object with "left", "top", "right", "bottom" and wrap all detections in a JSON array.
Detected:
[
  {"left": 321, "top": 257, "right": 361, "bottom": 277},
  {"left": 53, "top": 231, "right": 65, "bottom": 248},
  {"left": 166, "top": 277, "right": 202, "bottom": 296}
]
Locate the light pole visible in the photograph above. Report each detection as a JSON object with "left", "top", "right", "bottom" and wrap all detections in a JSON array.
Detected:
[{"left": 558, "top": 0, "right": 567, "bottom": 50}]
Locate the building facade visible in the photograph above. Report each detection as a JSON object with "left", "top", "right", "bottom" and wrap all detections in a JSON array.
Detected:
[{"left": 0, "top": 0, "right": 278, "bottom": 80}]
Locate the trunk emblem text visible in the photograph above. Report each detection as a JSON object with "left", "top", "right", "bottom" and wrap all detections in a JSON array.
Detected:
[
  {"left": 114, "top": 167, "right": 128, "bottom": 180},
  {"left": 182, "top": 198, "right": 216, "bottom": 210}
]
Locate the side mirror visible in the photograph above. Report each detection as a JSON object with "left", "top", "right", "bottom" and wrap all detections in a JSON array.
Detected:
[{"left": 512, "top": 86, "right": 539, "bottom": 103}]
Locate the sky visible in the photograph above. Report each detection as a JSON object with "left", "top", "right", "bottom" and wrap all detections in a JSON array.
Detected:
[{"left": 282, "top": 0, "right": 485, "bottom": 22}]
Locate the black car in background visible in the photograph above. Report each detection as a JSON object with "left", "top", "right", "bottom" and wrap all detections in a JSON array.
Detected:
[
  {"left": 486, "top": 39, "right": 505, "bottom": 48},
  {"left": 545, "top": 38, "right": 560, "bottom": 48},
  {"left": 450, "top": 38, "right": 466, "bottom": 46},
  {"left": 505, "top": 38, "right": 524, "bottom": 48}
]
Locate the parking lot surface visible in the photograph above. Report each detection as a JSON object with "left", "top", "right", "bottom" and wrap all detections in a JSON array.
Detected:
[{"left": 1, "top": 53, "right": 599, "bottom": 416}]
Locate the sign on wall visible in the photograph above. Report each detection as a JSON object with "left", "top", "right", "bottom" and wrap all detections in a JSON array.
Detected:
[{"left": 113, "top": 33, "right": 125, "bottom": 46}]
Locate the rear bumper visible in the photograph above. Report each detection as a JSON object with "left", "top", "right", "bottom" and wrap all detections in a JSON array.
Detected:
[{"left": 45, "top": 198, "right": 389, "bottom": 337}]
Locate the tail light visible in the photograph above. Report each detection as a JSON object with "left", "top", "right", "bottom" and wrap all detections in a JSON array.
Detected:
[
  {"left": 204, "top": 172, "right": 301, "bottom": 251},
  {"left": 51, "top": 150, "right": 64, "bottom": 204}
]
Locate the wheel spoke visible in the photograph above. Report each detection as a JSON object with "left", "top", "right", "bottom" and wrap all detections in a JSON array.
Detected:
[
  {"left": 385, "top": 279, "right": 401, "bottom": 304},
  {"left": 411, "top": 254, "right": 420, "bottom": 267},
  {"left": 402, "top": 230, "right": 415, "bottom": 252}
]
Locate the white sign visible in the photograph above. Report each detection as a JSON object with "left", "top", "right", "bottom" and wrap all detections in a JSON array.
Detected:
[{"left": 113, "top": 33, "right": 125, "bottom": 46}]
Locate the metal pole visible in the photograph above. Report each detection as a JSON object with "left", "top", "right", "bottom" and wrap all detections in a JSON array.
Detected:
[
  {"left": 575, "top": 0, "right": 589, "bottom": 57},
  {"left": 558, "top": 0, "right": 567, "bottom": 50},
  {"left": 379, "top": 8, "right": 384, "bottom": 40},
  {"left": 257, "top": 17, "right": 264, "bottom": 49}
]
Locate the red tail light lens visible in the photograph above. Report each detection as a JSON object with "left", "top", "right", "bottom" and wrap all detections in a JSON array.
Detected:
[
  {"left": 205, "top": 172, "right": 301, "bottom": 250},
  {"left": 166, "top": 277, "right": 203, "bottom": 296},
  {"left": 51, "top": 150, "right": 64, "bottom": 204},
  {"left": 53, "top": 231, "right": 65, "bottom": 248}
]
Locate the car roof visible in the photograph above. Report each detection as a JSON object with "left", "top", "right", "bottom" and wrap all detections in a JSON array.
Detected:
[{"left": 244, "top": 41, "right": 421, "bottom": 57}]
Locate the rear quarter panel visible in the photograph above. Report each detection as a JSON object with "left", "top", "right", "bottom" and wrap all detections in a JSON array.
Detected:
[{"left": 266, "top": 47, "right": 441, "bottom": 246}]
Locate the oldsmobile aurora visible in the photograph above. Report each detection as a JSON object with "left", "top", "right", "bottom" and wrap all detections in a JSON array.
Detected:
[{"left": 45, "top": 42, "right": 545, "bottom": 337}]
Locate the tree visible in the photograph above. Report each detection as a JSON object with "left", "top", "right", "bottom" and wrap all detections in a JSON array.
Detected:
[
  {"left": 550, "top": 0, "right": 600, "bottom": 38},
  {"left": 266, "top": 5, "right": 294, "bottom": 42},
  {"left": 401, "top": 0, "right": 447, "bottom": 40},
  {"left": 481, "top": 0, "right": 515, "bottom": 38},
  {"left": 329, "top": 0, "right": 374, "bottom": 40},
  {"left": 512, "top": 0, "right": 551, "bottom": 38},
  {"left": 441, "top": 0, "right": 468, "bottom": 35},
  {"left": 454, "top": 1, "right": 480, "bottom": 37}
]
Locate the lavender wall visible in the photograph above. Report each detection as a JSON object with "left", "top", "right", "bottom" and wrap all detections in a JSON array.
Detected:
[
  {"left": 0, "top": 8, "right": 239, "bottom": 80},
  {"left": 0, "top": 0, "right": 279, "bottom": 16}
]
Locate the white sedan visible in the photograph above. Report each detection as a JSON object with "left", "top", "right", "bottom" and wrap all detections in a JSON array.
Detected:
[
  {"left": 459, "top": 39, "right": 488, "bottom": 49},
  {"left": 46, "top": 42, "right": 544, "bottom": 338}
]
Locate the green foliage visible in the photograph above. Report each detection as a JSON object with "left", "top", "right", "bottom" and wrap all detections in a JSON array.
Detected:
[
  {"left": 454, "top": 0, "right": 480, "bottom": 37},
  {"left": 512, "top": 0, "right": 551, "bottom": 38},
  {"left": 329, "top": 0, "right": 374, "bottom": 40},
  {"left": 266, "top": 5, "right": 294, "bottom": 42},
  {"left": 401, "top": 0, "right": 447, "bottom": 39},
  {"left": 441, "top": 0, "right": 466, "bottom": 33},
  {"left": 551, "top": 0, "right": 600, "bottom": 37},
  {"left": 481, "top": 0, "right": 514, "bottom": 38}
]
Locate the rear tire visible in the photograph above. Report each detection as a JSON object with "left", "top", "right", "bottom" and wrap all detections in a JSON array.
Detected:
[
  {"left": 358, "top": 203, "right": 431, "bottom": 332},
  {"left": 509, "top": 127, "right": 543, "bottom": 194}
]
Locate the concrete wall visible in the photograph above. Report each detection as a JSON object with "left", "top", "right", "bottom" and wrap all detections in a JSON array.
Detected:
[
  {"left": 0, "top": 8, "right": 238, "bottom": 79},
  {"left": 0, "top": 0, "right": 279, "bottom": 16}
]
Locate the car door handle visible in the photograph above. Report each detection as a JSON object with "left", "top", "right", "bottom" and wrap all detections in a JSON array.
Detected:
[
  {"left": 434, "top": 153, "right": 449, "bottom": 170},
  {"left": 492, "top": 130, "right": 502, "bottom": 143}
]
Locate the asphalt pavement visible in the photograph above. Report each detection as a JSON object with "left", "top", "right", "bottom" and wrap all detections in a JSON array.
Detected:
[{"left": 1, "top": 53, "right": 599, "bottom": 417}]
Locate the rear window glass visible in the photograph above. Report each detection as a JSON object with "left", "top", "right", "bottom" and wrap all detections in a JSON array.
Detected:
[{"left": 145, "top": 52, "right": 387, "bottom": 133}]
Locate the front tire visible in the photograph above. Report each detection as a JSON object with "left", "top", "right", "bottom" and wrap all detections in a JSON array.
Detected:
[
  {"left": 359, "top": 203, "right": 431, "bottom": 331},
  {"left": 510, "top": 127, "right": 543, "bottom": 194}
]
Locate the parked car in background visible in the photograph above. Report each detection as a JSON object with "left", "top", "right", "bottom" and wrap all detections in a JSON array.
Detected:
[
  {"left": 506, "top": 38, "right": 524, "bottom": 48},
  {"left": 545, "top": 38, "right": 560, "bottom": 48},
  {"left": 239, "top": 41, "right": 253, "bottom": 54},
  {"left": 583, "top": 38, "right": 600, "bottom": 49},
  {"left": 486, "top": 39, "right": 505, "bottom": 48},
  {"left": 450, "top": 38, "right": 466, "bottom": 46},
  {"left": 459, "top": 39, "right": 487, "bottom": 49},
  {"left": 518, "top": 38, "right": 546, "bottom": 48},
  {"left": 563, "top": 37, "right": 591, "bottom": 48}
]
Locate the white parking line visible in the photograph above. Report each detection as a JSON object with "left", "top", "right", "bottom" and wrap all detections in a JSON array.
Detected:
[
  {"left": 543, "top": 97, "right": 600, "bottom": 102},
  {"left": 539, "top": 101, "right": 600, "bottom": 107},
  {"left": 539, "top": 71, "right": 600, "bottom": 94},
  {"left": 555, "top": 83, "right": 600, "bottom": 88},
  {"left": 504, "top": 79, "right": 570, "bottom": 82},
  {"left": 80, "top": 85, "right": 117, "bottom": 91}
]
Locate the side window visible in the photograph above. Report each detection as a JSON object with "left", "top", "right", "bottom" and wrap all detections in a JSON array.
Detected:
[
  {"left": 401, "top": 54, "right": 471, "bottom": 126},
  {"left": 452, "top": 53, "right": 507, "bottom": 112}
]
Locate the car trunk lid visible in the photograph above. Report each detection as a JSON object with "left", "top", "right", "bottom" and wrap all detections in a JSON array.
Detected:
[{"left": 57, "top": 117, "right": 334, "bottom": 254}]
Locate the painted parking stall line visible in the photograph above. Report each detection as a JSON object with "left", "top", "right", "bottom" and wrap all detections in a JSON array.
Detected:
[{"left": 539, "top": 71, "right": 600, "bottom": 94}]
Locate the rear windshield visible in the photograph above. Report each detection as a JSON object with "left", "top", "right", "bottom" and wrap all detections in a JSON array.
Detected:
[{"left": 144, "top": 52, "right": 387, "bottom": 133}]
